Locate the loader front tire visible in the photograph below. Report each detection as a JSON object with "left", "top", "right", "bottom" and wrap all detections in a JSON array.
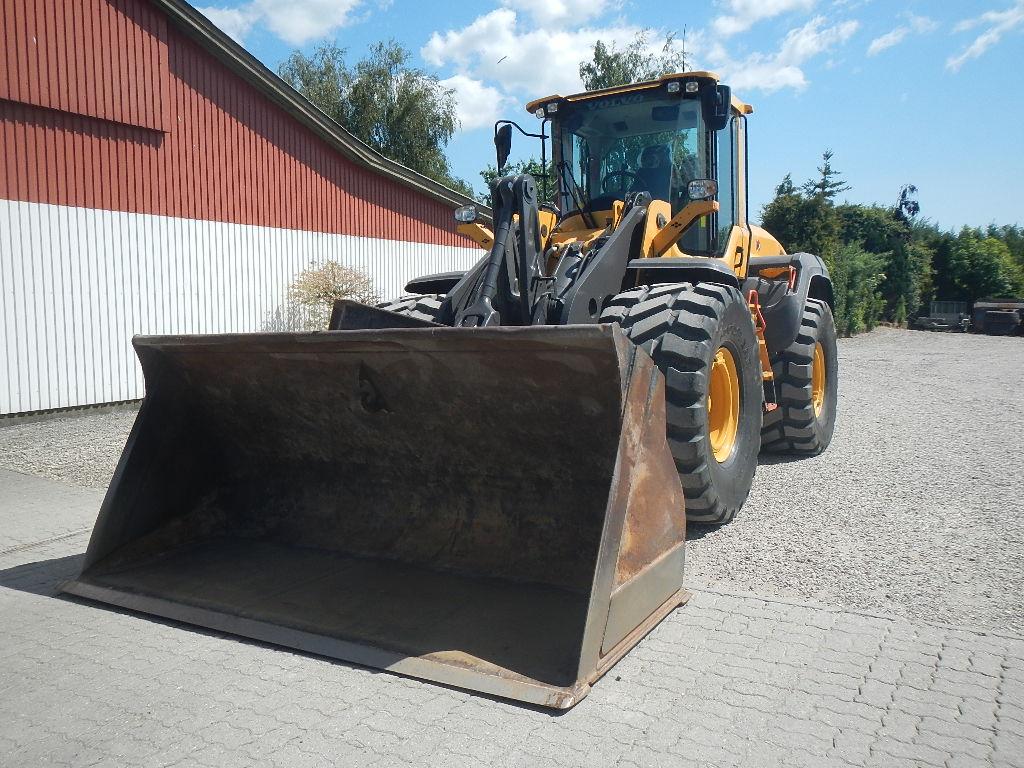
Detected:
[
  {"left": 377, "top": 294, "right": 444, "bottom": 323},
  {"left": 601, "top": 283, "right": 762, "bottom": 524},
  {"left": 761, "top": 299, "right": 838, "bottom": 454}
]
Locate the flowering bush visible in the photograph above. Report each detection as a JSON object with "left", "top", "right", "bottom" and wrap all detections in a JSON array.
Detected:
[{"left": 285, "top": 261, "right": 380, "bottom": 330}]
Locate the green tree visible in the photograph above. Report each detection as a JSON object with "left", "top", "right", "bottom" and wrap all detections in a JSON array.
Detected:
[
  {"left": 760, "top": 185, "right": 841, "bottom": 257},
  {"left": 827, "top": 245, "right": 887, "bottom": 335},
  {"left": 761, "top": 151, "right": 1024, "bottom": 330},
  {"left": 949, "top": 230, "right": 1022, "bottom": 301},
  {"left": 579, "top": 31, "right": 687, "bottom": 91},
  {"left": 836, "top": 204, "right": 932, "bottom": 319},
  {"left": 836, "top": 204, "right": 906, "bottom": 254},
  {"left": 478, "top": 158, "right": 556, "bottom": 205},
  {"left": 906, "top": 241, "right": 936, "bottom": 314},
  {"left": 914, "top": 223, "right": 957, "bottom": 304},
  {"left": 883, "top": 241, "right": 934, "bottom": 320},
  {"left": 985, "top": 224, "right": 1024, "bottom": 278},
  {"left": 279, "top": 41, "right": 472, "bottom": 196},
  {"left": 802, "top": 149, "right": 851, "bottom": 202},
  {"left": 775, "top": 173, "right": 797, "bottom": 196},
  {"left": 760, "top": 164, "right": 890, "bottom": 334},
  {"left": 278, "top": 43, "right": 348, "bottom": 123}
]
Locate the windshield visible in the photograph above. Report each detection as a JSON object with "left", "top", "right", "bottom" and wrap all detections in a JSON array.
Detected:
[{"left": 556, "top": 91, "right": 710, "bottom": 221}]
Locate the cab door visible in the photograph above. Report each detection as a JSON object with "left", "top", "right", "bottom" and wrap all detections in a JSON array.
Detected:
[{"left": 716, "top": 113, "right": 752, "bottom": 278}]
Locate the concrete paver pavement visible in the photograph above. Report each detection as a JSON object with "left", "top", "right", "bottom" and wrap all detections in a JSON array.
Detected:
[
  {"left": 1, "top": 474, "right": 1022, "bottom": 767},
  {"left": 0, "top": 468, "right": 102, "bottom": 555}
]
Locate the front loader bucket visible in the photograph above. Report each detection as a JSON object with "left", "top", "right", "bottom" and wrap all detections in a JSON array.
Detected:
[{"left": 63, "top": 325, "right": 687, "bottom": 709}]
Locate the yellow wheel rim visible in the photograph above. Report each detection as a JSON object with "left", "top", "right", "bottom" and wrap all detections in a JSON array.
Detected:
[
  {"left": 811, "top": 341, "right": 826, "bottom": 417},
  {"left": 708, "top": 346, "right": 740, "bottom": 463}
]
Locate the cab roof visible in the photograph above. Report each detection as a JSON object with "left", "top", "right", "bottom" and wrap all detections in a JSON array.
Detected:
[{"left": 524, "top": 71, "right": 753, "bottom": 117}]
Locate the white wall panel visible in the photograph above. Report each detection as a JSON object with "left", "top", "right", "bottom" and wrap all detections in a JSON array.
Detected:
[{"left": 0, "top": 199, "right": 482, "bottom": 415}]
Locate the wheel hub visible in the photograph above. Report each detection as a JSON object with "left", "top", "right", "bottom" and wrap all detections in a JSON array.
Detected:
[
  {"left": 708, "top": 346, "right": 740, "bottom": 463},
  {"left": 811, "top": 341, "right": 826, "bottom": 417}
]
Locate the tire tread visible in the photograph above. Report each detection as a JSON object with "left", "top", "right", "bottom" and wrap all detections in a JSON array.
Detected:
[
  {"left": 600, "top": 282, "right": 760, "bottom": 524},
  {"left": 377, "top": 294, "right": 444, "bottom": 323},
  {"left": 761, "top": 299, "right": 837, "bottom": 454}
]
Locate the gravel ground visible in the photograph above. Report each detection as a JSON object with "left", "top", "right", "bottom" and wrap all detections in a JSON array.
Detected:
[
  {"left": 1, "top": 328, "right": 1022, "bottom": 633},
  {"left": 0, "top": 407, "right": 138, "bottom": 489},
  {"left": 687, "top": 328, "right": 1024, "bottom": 633}
]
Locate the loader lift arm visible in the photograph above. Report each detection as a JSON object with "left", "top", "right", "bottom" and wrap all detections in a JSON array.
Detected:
[{"left": 447, "top": 175, "right": 551, "bottom": 327}]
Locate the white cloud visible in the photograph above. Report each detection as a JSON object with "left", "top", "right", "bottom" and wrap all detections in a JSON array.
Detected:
[
  {"left": 728, "top": 60, "right": 809, "bottom": 91},
  {"left": 712, "top": 0, "right": 817, "bottom": 37},
  {"left": 422, "top": 9, "right": 643, "bottom": 98},
  {"left": 258, "top": 0, "right": 362, "bottom": 44},
  {"left": 422, "top": 4, "right": 853, "bottom": 133},
  {"left": 712, "top": 16, "right": 859, "bottom": 92},
  {"left": 422, "top": 8, "right": 699, "bottom": 131},
  {"left": 198, "top": 0, "right": 363, "bottom": 46},
  {"left": 866, "top": 13, "right": 937, "bottom": 56},
  {"left": 867, "top": 27, "right": 906, "bottom": 55},
  {"left": 440, "top": 75, "right": 511, "bottom": 131},
  {"left": 947, "top": 1, "right": 1024, "bottom": 72},
  {"left": 198, "top": 5, "right": 258, "bottom": 44},
  {"left": 907, "top": 14, "right": 939, "bottom": 34},
  {"left": 776, "top": 16, "right": 859, "bottom": 63},
  {"left": 499, "top": 0, "right": 610, "bottom": 27}
]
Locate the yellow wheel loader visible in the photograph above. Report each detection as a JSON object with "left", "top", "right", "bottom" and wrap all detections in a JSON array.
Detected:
[{"left": 66, "top": 72, "right": 838, "bottom": 709}]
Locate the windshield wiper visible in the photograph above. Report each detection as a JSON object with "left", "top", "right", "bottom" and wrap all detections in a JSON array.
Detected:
[{"left": 557, "top": 160, "right": 597, "bottom": 229}]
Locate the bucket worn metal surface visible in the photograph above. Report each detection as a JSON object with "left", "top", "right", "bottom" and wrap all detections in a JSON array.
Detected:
[{"left": 63, "top": 324, "right": 687, "bottom": 708}]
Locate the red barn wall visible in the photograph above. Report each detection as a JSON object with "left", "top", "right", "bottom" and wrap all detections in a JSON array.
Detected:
[{"left": 0, "top": 0, "right": 482, "bottom": 414}]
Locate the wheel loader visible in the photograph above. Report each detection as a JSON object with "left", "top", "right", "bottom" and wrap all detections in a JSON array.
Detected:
[{"left": 65, "top": 72, "right": 838, "bottom": 709}]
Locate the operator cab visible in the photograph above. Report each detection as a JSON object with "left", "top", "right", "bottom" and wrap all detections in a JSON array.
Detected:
[
  {"left": 525, "top": 72, "right": 748, "bottom": 258},
  {"left": 553, "top": 92, "right": 701, "bottom": 215}
]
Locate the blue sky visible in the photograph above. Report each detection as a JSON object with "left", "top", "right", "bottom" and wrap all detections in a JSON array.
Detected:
[{"left": 197, "top": 0, "right": 1024, "bottom": 230}]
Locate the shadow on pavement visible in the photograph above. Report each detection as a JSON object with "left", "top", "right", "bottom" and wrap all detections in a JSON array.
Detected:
[
  {"left": 686, "top": 524, "right": 724, "bottom": 541},
  {"left": 0, "top": 553, "right": 569, "bottom": 716},
  {"left": 0, "top": 553, "right": 85, "bottom": 596},
  {"left": 757, "top": 451, "right": 815, "bottom": 466}
]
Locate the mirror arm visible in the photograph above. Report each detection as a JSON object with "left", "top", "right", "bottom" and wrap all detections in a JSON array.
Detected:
[
  {"left": 493, "top": 119, "right": 549, "bottom": 189},
  {"left": 649, "top": 200, "right": 719, "bottom": 256}
]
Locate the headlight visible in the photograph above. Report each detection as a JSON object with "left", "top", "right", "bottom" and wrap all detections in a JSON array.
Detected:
[
  {"left": 454, "top": 205, "right": 478, "bottom": 223},
  {"left": 687, "top": 179, "right": 718, "bottom": 200}
]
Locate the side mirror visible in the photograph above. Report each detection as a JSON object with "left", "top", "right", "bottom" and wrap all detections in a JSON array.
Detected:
[
  {"left": 687, "top": 179, "right": 718, "bottom": 200},
  {"left": 495, "top": 124, "right": 512, "bottom": 174},
  {"left": 702, "top": 85, "right": 731, "bottom": 131}
]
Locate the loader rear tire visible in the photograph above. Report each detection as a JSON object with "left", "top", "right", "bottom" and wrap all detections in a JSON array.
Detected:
[
  {"left": 601, "top": 283, "right": 762, "bottom": 525},
  {"left": 761, "top": 299, "right": 838, "bottom": 454},
  {"left": 377, "top": 294, "right": 444, "bottom": 323}
]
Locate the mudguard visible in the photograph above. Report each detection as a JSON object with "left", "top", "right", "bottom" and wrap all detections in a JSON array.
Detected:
[{"left": 743, "top": 252, "right": 833, "bottom": 356}]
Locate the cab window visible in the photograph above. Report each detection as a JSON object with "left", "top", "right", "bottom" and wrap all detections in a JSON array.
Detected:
[{"left": 557, "top": 92, "right": 710, "bottom": 228}]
